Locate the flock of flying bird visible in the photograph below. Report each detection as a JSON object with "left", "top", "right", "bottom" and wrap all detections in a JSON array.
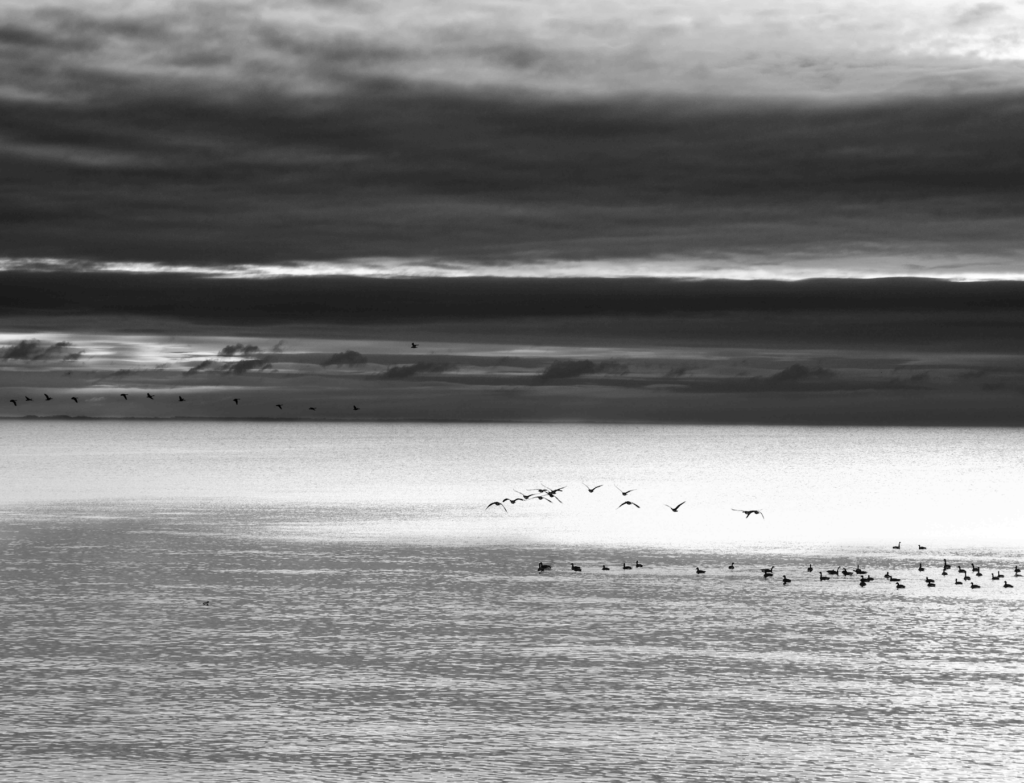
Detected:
[
  {"left": 486, "top": 483, "right": 763, "bottom": 517},
  {"left": 5, "top": 343, "right": 436, "bottom": 412},
  {"left": 8, "top": 393, "right": 363, "bottom": 412}
]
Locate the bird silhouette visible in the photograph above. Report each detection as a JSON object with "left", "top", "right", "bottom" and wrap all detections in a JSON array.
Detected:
[
  {"left": 232, "top": 398, "right": 239, "bottom": 404},
  {"left": 276, "top": 404, "right": 283, "bottom": 409},
  {"left": 486, "top": 501, "right": 507, "bottom": 513},
  {"left": 695, "top": 567, "right": 706, "bottom": 575},
  {"left": 584, "top": 483, "right": 603, "bottom": 493},
  {"left": 353, "top": 405, "right": 360, "bottom": 411},
  {"left": 411, "top": 342, "right": 418, "bottom": 348},
  {"left": 537, "top": 562, "right": 552, "bottom": 572},
  {"left": 819, "top": 571, "right": 830, "bottom": 581},
  {"left": 732, "top": 509, "right": 764, "bottom": 519},
  {"left": 71, "top": 396, "right": 78, "bottom": 403},
  {"left": 892, "top": 541, "right": 901, "bottom": 549},
  {"left": 601, "top": 564, "right": 610, "bottom": 571},
  {"left": 918, "top": 545, "right": 927, "bottom": 550},
  {"left": 570, "top": 563, "right": 582, "bottom": 572},
  {"left": 782, "top": 575, "right": 791, "bottom": 584},
  {"left": 44, "top": 394, "right": 52, "bottom": 401},
  {"left": 178, "top": 396, "right": 185, "bottom": 402},
  {"left": 623, "top": 562, "right": 633, "bottom": 570},
  {"left": 8, "top": 399, "right": 15, "bottom": 406},
  {"left": 618, "top": 501, "right": 640, "bottom": 509},
  {"left": 308, "top": 407, "right": 316, "bottom": 411},
  {"left": 120, "top": 393, "right": 128, "bottom": 400},
  {"left": 146, "top": 393, "right": 154, "bottom": 400},
  {"left": 635, "top": 560, "right": 644, "bottom": 568},
  {"left": 615, "top": 486, "right": 636, "bottom": 496},
  {"left": 24, "top": 396, "right": 32, "bottom": 402},
  {"left": 728, "top": 562, "right": 735, "bottom": 570},
  {"left": 666, "top": 502, "right": 686, "bottom": 512}
]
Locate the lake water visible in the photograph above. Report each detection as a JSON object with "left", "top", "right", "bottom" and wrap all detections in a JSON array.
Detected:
[{"left": 1, "top": 422, "right": 1023, "bottom": 781}]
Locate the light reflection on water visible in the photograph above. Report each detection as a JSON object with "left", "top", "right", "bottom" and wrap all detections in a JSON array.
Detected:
[
  {"left": 1, "top": 423, "right": 1024, "bottom": 780},
  {"left": 1, "top": 504, "right": 1023, "bottom": 782}
]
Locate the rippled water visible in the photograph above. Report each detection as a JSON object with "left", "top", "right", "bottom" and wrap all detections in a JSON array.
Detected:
[{"left": 1, "top": 423, "right": 1023, "bottom": 781}]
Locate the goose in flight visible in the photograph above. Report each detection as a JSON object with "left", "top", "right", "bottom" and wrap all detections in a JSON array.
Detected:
[
  {"left": 486, "top": 501, "right": 508, "bottom": 513},
  {"left": 120, "top": 393, "right": 128, "bottom": 400},
  {"left": 232, "top": 398, "right": 239, "bottom": 405},
  {"left": 411, "top": 342, "right": 418, "bottom": 348},
  {"left": 24, "top": 396, "right": 32, "bottom": 402},
  {"left": 147, "top": 393, "right": 154, "bottom": 400},
  {"left": 178, "top": 396, "right": 185, "bottom": 402},
  {"left": 44, "top": 394, "right": 52, "bottom": 401},
  {"left": 8, "top": 399, "right": 15, "bottom": 406},
  {"left": 584, "top": 483, "right": 603, "bottom": 493},
  {"left": 353, "top": 405, "right": 360, "bottom": 411},
  {"left": 615, "top": 486, "right": 636, "bottom": 496},
  {"left": 71, "top": 396, "right": 78, "bottom": 403},
  {"left": 308, "top": 407, "right": 316, "bottom": 411},
  {"left": 276, "top": 404, "right": 283, "bottom": 409},
  {"left": 733, "top": 509, "right": 764, "bottom": 519},
  {"left": 618, "top": 501, "right": 640, "bottom": 509},
  {"left": 666, "top": 502, "right": 686, "bottom": 512}
]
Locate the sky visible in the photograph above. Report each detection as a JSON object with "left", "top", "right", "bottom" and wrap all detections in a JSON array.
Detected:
[{"left": 2, "top": 0, "right": 1024, "bottom": 422}]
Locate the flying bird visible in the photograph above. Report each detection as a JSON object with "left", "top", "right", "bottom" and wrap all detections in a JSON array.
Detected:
[
  {"left": 71, "top": 397, "right": 78, "bottom": 403},
  {"left": 309, "top": 407, "right": 316, "bottom": 411},
  {"left": 618, "top": 501, "right": 640, "bottom": 509},
  {"left": 486, "top": 501, "right": 507, "bottom": 513},
  {"left": 24, "top": 396, "right": 32, "bottom": 402},
  {"left": 120, "top": 393, "right": 128, "bottom": 400},
  {"left": 232, "top": 398, "right": 239, "bottom": 405},
  {"left": 615, "top": 486, "right": 636, "bottom": 496},
  {"left": 44, "top": 394, "right": 52, "bottom": 401},
  {"left": 411, "top": 342, "right": 418, "bottom": 349},
  {"left": 178, "top": 396, "right": 185, "bottom": 402},
  {"left": 276, "top": 404, "right": 283, "bottom": 409},
  {"left": 666, "top": 502, "right": 686, "bottom": 512},
  {"left": 732, "top": 509, "right": 764, "bottom": 519},
  {"left": 584, "top": 483, "right": 603, "bottom": 493},
  {"left": 146, "top": 393, "right": 154, "bottom": 400},
  {"left": 8, "top": 400, "right": 15, "bottom": 406},
  {"left": 353, "top": 405, "right": 360, "bottom": 411}
]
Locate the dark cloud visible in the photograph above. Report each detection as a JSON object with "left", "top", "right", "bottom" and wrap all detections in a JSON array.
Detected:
[
  {"left": 765, "top": 364, "right": 834, "bottom": 383},
  {"left": 322, "top": 350, "right": 367, "bottom": 366},
  {"left": 227, "top": 358, "right": 271, "bottom": 374},
  {"left": 2, "top": 78, "right": 1024, "bottom": 264},
  {"left": 218, "top": 343, "right": 260, "bottom": 357},
  {"left": 184, "top": 359, "right": 217, "bottom": 375},
  {"left": 541, "top": 360, "right": 625, "bottom": 380},
  {"left": 381, "top": 362, "right": 454, "bottom": 379},
  {"left": 1, "top": 338, "right": 80, "bottom": 361}
]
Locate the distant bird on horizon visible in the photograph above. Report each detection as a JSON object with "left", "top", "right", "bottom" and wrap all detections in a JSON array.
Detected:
[
  {"left": 623, "top": 562, "right": 633, "bottom": 570},
  {"left": 615, "top": 486, "right": 636, "bottom": 496},
  {"left": 728, "top": 562, "right": 735, "bottom": 570},
  {"left": 918, "top": 545, "right": 927, "bottom": 550},
  {"left": 232, "top": 398, "right": 239, "bottom": 405},
  {"left": 8, "top": 399, "right": 15, "bottom": 406},
  {"left": 733, "top": 509, "right": 764, "bottom": 519},
  {"left": 178, "top": 396, "right": 185, "bottom": 402},
  {"left": 71, "top": 397, "right": 78, "bottom": 403},
  {"left": 276, "top": 404, "right": 283, "bottom": 409},
  {"left": 146, "top": 393, "right": 154, "bottom": 400},
  {"left": 893, "top": 541, "right": 901, "bottom": 550},
  {"left": 486, "top": 501, "right": 507, "bottom": 513},
  {"left": 353, "top": 405, "right": 360, "bottom": 411},
  {"left": 24, "top": 396, "right": 32, "bottom": 402},
  {"left": 44, "top": 394, "right": 52, "bottom": 401},
  {"left": 782, "top": 575, "right": 791, "bottom": 584},
  {"left": 695, "top": 567, "right": 706, "bottom": 574},
  {"left": 120, "top": 393, "right": 128, "bottom": 400},
  {"left": 584, "top": 483, "right": 603, "bottom": 493},
  {"left": 618, "top": 501, "right": 640, "bottom": 509},
  {"left": 309, "top": 407, "right": 316, "bottom": 411},
  {"left": 411, "top": 342, "right": 418, "bottom": 349},
  {"left": 570, "top": 563, "right": 582, "bottom": 572},
  {"left": 666, "top": 502, "right": 686, "bottom": 512}
]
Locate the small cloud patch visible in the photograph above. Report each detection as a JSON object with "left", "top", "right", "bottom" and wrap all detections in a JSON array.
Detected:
[
  {"left": 322, "top": 350, "right": 367, "bottom": 366},
  {"left": 218, "top": 343, "right": 261, "bottom": 357},
  {"left": 1, "top": 339, "right": 82, "bottom": 361},
  {"left": 765, "top": 364, "right": 834, "bottom": 383},
  {"left": 228, "top": 359, "right": 271, "bottom": 374},
  {"left": 381, "top": 362, "right": 454, "bottom": 379}
]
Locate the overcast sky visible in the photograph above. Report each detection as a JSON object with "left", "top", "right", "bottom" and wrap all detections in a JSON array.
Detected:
[{"left": 2, "top": 0, "right": 1024, "bottom": 278}]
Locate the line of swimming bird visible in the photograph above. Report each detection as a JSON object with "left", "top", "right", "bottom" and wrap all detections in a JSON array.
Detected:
[
  {"left": 486, "top": 483, "right": 764, "bottom": 517},
  {"left": 7, "top": 393, "right": 362, "bottom": 412},
  {"left": 538, "top": 558, "right": 1020, "bottom": 588}
]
